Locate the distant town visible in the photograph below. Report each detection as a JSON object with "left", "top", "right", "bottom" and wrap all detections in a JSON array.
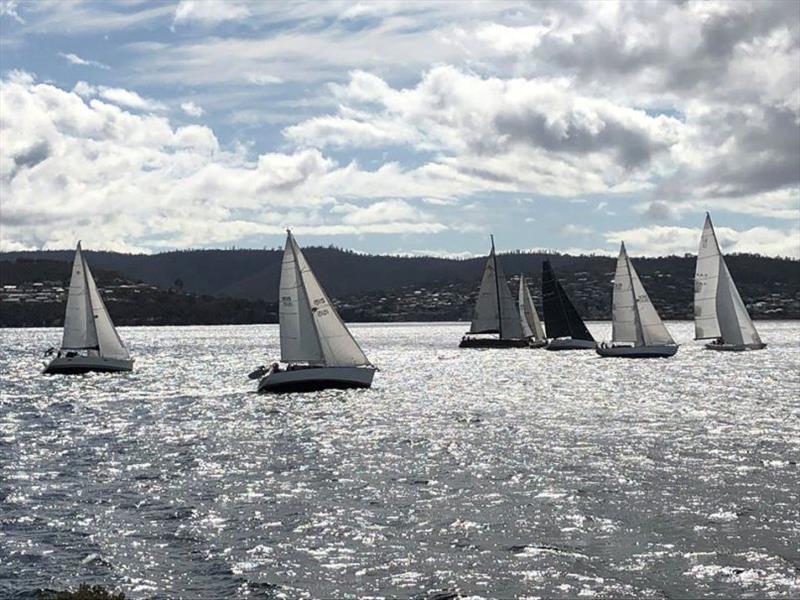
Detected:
[{"left": 2, "top": 248, "right": 798, "bottom": 327}]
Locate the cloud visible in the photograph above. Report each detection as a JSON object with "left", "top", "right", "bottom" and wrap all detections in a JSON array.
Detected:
[
  {"left": 72, "top": 81, "right": 166, "bottom": 112},
  {"left": 244, "top": 73, "right": 284, "bottom": 86},
  {"left": 172, "top": 0, "right": 250, "bottom": 27},
  {"left": 605, "top": 224, "right": 800, "bottom": 258},
  {"left": 0, "top": 72, "right": 459, "bottom": 251},
  {"left": 1, "top": 0, "right": 24, "bottom": 24},
  {"left": 180, "top": 101, "right": 204, "bottom": 117},
  {"left": 58, "top": 52, "right": 110, "bottom": 70}
]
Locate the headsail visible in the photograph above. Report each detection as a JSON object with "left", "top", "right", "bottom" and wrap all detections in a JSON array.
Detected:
[
  {"left": 541, "top": 260, "right": 594, "bottom": 341},
  {"left": 469, "top": 237, "right": 523, "bottom": 339},
  {"left": 62, "top": 242, "right": 98, "bottom": 351},
  {"left": 85, "top": 261, "right": 130, "bottom": 359},
  {"left": 694, "top": 213, "right": 762, "bottom": 345},
  {"left": 518, "top": 275, "right": 545, "bottom": 340},
  {"left": 281, "top": 232, "right": 370, "bottom": 367},
  {"left": 612, "top": 243, "right": 673, "bottom": 347}
]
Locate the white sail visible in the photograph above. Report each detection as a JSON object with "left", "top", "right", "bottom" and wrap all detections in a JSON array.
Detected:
[
  {"left": 289, "top": 233, "right": 370, "bottom": 367},
  {"left": 61, "top": 242, "right": 98, "bottom": 350},
  {"left": 694, "top": 214, "right": 722, "bottom": 339},
  {"left": 84, "top": 261, "right": 130, "bottom": 359},
  {"left": 518, "top": 275, "right": 533, "bottom": 338},
  {"left": 717, "top": 258, "right": 762, "bottom": 346},
  {"left": 518, "top": 275, "right": 545, "bottom": 340},
  {"left": 626, "top": 250, "right": 674, "bottom": 346},
  {"left": 279, "top": 235, "right": 324, "bottom": 364},
  {"left": 611, "top": 243, "right": 640, "bottom": 345},
  {"left": 469, "top": 239, "right": 524, "bottom": 339},
  {"left": 694, "top": 213, "right": 762, "bottom": 345},
  {"left": 470, "top": 254, "right": 502, "bottom": 334},
  {"left": 612, "top": 243, "right": 674, "bottom": 347}
]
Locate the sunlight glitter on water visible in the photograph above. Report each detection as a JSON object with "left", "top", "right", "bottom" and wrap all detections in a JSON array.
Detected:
[{"left": 1, "top": 322, "right": 799, "bottom": 598}]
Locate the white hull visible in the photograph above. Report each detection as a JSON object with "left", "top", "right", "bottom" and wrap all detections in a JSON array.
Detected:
[
  {"left": 596, "top": 344, "right": 678, "bottom": 358},
  {"left": 258, "top": 366, "right": 376, "bottom": 393},
  {"left": 546, "top": 338, "right": 596, "bottom": 351},
  {"left": 44, "top": 355, "right": 133, "bottom": 374},
  {"left": 705, "top": 342, "right": 767, "bottom": 352}
]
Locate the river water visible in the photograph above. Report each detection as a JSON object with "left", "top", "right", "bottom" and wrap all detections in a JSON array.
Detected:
[{"left": 1, "top": 322, "right": 799, "bottom": 599}]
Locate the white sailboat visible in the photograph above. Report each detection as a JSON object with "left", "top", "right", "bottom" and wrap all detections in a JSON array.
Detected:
[
  {"left": 43, "top": 242, "right": 133, "bottom": 374},
  {"left": 255, "top": 230, "right": 376, "bottom": 393},
  {"left": 694, "top": 213, "right": 766, "bottom": 351},
  {"left": 459, "top": 236, "right": 529, "bottom": 348},
  {"left": 597, "top": 242, "right": 678, "bottom": 358},
  {"left": 518, "top": 274, "right": 547, "bottom": 348}
]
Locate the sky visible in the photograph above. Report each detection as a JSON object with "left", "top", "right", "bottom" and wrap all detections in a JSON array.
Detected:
[{"left": 0, "top": 0, "right": 798, "bottom": 258}]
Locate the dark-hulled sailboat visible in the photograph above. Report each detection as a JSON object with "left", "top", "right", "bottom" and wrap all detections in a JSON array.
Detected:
[
  {"left": 541, "top": 260, "right": 596, "bottom": 350},
  {"left": 459, "top": 236, "right": 528, "bottom": 348},
  {"left": 43, "top": 242, "right": 133, "bottom": 374},
  {"left": 254, "top": 230, "right": 377, "bottom": 393}
]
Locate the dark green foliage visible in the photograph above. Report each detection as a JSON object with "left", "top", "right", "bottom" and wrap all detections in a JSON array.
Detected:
[
  {"left": 41, "top": 583, "right": 125, "bottom": 600},
  {"left": 1, "top": 248, "right": 798, "bottom": 326}
]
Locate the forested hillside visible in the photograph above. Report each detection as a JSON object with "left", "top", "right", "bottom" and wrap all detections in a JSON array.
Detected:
[{"left": 1, "top": 248, "right": 798, "bottom": 326}]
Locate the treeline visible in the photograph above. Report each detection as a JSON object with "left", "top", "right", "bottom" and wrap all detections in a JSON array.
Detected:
[
  {"left": 2, "top": 249, "right": 798, "bottom": 327},
  {"left": 2, "top": 247, "right": 797, "bottom": 302}
]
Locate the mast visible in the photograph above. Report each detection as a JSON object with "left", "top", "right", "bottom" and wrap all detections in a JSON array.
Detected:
[
  {"left": 491, "top": 235, "right": 503, "bottom": 338},
  {"left": 79, "top": 242, "right": 99, "bottom": 351}
]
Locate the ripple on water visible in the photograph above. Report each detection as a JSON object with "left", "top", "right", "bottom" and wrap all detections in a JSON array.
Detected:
[{"left": 0, "top": 322, "right": 799, "bottom": 599}]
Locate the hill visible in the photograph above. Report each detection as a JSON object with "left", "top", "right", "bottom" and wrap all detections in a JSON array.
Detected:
[{"left": 1, "top": 248, "right": 798, "bottom": 326}]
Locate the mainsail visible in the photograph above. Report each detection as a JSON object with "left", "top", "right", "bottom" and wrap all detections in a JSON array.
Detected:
[
  {"left": 611, "top": 243, "right": 674, "bottom": 347},
  {"left": 518, "top": 274, "right": 545, "bottom": 340},
  {"left": 279, "top": 232, "right": 370, "bottom": 367},
  {"left": 694, "top": 213, "right": 762, "bottom": 345},
  {"left": 469, "top": 237, "right": 524, "bottom": 339},
  {"left": 61, "top": 242, "right": 130, "bottom": 359},
  {"left": 541, "top": 260, "right": 594, "bottom": 341},
  {"left": 62, "top": 243, "right": 97, "bottom": 351}
]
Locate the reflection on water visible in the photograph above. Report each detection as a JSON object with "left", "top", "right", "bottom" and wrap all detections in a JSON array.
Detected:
[{"left": 1, "top": 322, "right": 799, "bottom": 598}]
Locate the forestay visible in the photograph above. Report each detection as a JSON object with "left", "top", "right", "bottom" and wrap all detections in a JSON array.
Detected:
[
  {"left": 694, "top": 214, "right": 762, "bottom": 345},
  {"left": 469, "top": 240, "right": 523, "bottom": 339},
  {"left": 280, "top": 232, "right": 370, "bottom": 367}
]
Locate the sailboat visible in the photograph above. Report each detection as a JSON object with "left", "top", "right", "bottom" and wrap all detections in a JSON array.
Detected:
[
  {"left": 459, "top": 236, "right": 528, "bottom": 348},
  {"left": 694, "top": 213, "right": 766, "bottom": 351},
  {"left": 596, "top": 242, "right": 678, "bottom": 358},
  {"left": 255, "top": 230, "right": 377, "bottom": 393},
  {"left": 541, "top": 260, "right": 596, "bottom": 350},
  {"left": 518, "top": 274, "right": 547, "bottom": 348},
  {"left": 43, "top": 242, "right": 133, "bottom": 374}
]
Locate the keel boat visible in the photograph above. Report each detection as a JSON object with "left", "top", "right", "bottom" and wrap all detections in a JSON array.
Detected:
[
  {"left": 459, "top": 236, "right": 529, "bottom": 348},
  {"left": 256, "top": 231, "right": 376, "bottom": 393},
  {"left": 541, "top": 260, "right": 596, "bottom": 350},
  {"left": 596, "top": 242, "right": 678, "bottom": 358},
  {"left": 518, "top": 274, "right": 547, "bottom": 348},
  {"left": 43, "top": 242, "right": 133, "bottom": 374},
  {"left": 694, "top": 213, "right": 766, "bottom": 351}
]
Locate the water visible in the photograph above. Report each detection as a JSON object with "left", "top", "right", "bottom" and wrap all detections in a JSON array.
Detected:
[{"left": 1, "top": 321, "right": 799, "bottom": 599}]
